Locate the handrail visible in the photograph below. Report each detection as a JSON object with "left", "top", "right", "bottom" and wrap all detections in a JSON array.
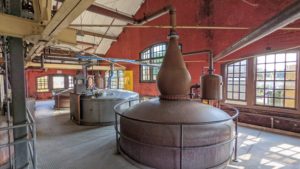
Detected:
[
  {"left": 114, "top": 98, "right": 240, "bottom": 169},
  {"left": 0, "top": 107, "right": 37, "bottom": 169}
]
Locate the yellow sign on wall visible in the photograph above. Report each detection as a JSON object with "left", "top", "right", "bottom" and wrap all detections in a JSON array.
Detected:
[{"left": 124, "top": 70, "right": 133, "bottom": 91}]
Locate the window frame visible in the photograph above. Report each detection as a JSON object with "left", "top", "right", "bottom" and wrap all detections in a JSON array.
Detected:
[
  {"left": 254, "top": 52, "right": 298, "bottom": 109},
  {"left": 226, "top": 60, "right": 247, "bottom": 102},
  {"left": 105, "top": 70, "right": 124, "bottom": 89},
  {"left": 52, "top": 75, "right": 65, "bottom": 89},
  {"left": 36, "top": 76, "right": 49, "bottom": 93},
  {"left": 139, "top": 42, "right": 167, "bottom": 83},
  {"left": 223, "top": 50, "right": 299, "bottom": 112}
]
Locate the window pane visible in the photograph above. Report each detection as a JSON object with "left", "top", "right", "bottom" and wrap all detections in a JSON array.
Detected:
[
  {"left": 257, "top": 56, "right": 265, "bottom": 63},
  {"left": 275, "top": 63, "right": 285, "bottom": 71},
  {"left": 257, "top": 64, "right": 265, "bottom": 72},
  {"left": 227, "top": 85, "right": 233, "bottom": 91},
  {"left": 266, "top": 63, "right": 275, "bottom": 71},
  {"left": 274, "top": 81, "right": 284, "bottom": 89},
  {"left": 240, "top": 66, "right": 246, "bottom": 73},
  {"left": 285, "top": 90, "right": 295, "bottom": 99},
  {"left": 53, "top": 76, "right": 65, "bottom": 89},
  {"left": 265, "top": 89, "right": 274, "bottom": 97},
  {"left": 240, "top": 93, "right": 246, "bottom": 100},
  {"left": 256, "top": 81, "right": 264, "bottom": 88},
  {"left": 257, "top": 73, "right": 264, "bottom": 80},
  {"left": 286, "top": 53, "right": 297, "bottom": 62},
  {"left": 240, "top": 85, "right": 246, "bottom": 92},
  {"left": 227, "top": 92, "right": 232, "bottom": 99},
  {"left": 275, "top": 72, "right": 285, "bottom": 80},
  {"left": 275, "top": 99, "right": 284, "bottom": 107},
  {"left": 228, "top": 66, "right": 233, "bottom": 73},
  {"left": 275, "top": 90, "right": 284, "bottom": 98},
  {"left": 285, "top": 81, "right": 295, "bottom": 89},
  {"left": 265, "top": 98, "right": 273, "bottom": 106},
  {"left": 266, "top": 54, "right": 275, "bottom": 63},
  {"left": 285, "top": 72, "right": 296, "bottom": 80},
  {"left": 266, "top": 72, "right": 274, "bottom": 80},
  {"left": 285, "top": 99, "right": 295, "bottom": 108},
  {"left": 256, "top": 97, "right": 264, "bottom": 105},
  {"left": 256, "top": 89, "right": 264, "bottom": 96},
  {"left": 233, "top": 93, "right": 239, "bottom": 99},
  {"left": 276, "top": 53, "right": 285, "bottom": 62},
  {"left": 234, "top": 66, "right": 240, "bottom": 73},
  {"left": 265, "top": 82, "right": 273, "bottom": 89},
  {"left": 286, "top": 62, "right": 296, "bottom": 71}
]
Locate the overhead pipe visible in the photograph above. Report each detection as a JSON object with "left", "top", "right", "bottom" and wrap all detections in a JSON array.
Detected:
[
  {"left": 135, "top": 5, "right": 173, "bottom": 25},
  {"left": 214, "top": 0, "right": 300, "bottom": 61}
]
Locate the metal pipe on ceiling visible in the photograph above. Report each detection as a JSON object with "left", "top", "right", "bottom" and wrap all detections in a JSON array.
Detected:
[{"left": 214, "top": 0, "right": 300, "bottom": 61}]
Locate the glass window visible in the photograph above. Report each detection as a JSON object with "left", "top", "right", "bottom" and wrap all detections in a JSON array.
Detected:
[
  {"left": 53, "top": 76, "right": 65, "bottom": 89},
  {"left": 140, "top": 43, "right": 167, "bottom": 82},
  {"left": 37, "top": 76, "right": 48, "bottom": 92},
  {"left": 255, "top": 52, "right": 298, "bottom": 108},
  {"left": 68, "top": 76, "right": 74, "bottom": 88},
  {"left": 226, "top": 60, "right": 247, "bottom": 101},
  {"left": 105, "top": 70, "right": 124, "bottom": 89}
]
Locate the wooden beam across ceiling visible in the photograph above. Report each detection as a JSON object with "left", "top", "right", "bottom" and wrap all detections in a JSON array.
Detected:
[
  {"left": 0, "top": 13, "right": 77, "bottom": 44},
  {"left": 56, "top": 0, "right": 135, "bottom": 23},
  {"left": 26, "top": 0, "right": 95, "bottom": 61},
  {"left": 73, "top": 29, "right": 118, "bottom": 41},
  {"left": 25, "top": 62, "right": 125, "bottom": 70}
]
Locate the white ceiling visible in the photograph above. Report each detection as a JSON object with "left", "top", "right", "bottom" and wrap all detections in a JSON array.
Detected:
[{"left": 71, "top": 0, "right": 144, "bottom": 55}]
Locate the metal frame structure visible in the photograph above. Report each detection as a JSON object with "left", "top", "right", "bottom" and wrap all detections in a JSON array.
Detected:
[
  {"left": 0, "top": 108, "right": 37, "bottom": 169},
  {"left": 114, "top": 98, "right": 240, "bottom": 169}
]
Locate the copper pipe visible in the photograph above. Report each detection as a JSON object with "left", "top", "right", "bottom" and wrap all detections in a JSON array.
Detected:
[
  {"left": 136, "top": 5, "right": 173, "bottom": 25},
  {"left": 69, "top": 24, "right": 300, "bottom": 31}
]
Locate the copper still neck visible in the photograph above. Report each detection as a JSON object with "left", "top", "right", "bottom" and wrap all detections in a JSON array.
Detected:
[{"left": 157, "top": 8, "right": 191, "bottom": 100}]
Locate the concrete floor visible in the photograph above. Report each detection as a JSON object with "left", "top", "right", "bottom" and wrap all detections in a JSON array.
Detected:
[{"left": 36, "top": 100, "right": 300, "bottom": 169}]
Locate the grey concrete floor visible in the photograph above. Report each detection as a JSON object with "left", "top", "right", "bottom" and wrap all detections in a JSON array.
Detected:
[{"left": 36, "top": 100, "right": 300, "bottom": 169}]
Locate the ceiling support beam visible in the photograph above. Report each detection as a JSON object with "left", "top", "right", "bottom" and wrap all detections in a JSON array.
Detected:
[
  {"left": 88, "top": 4, "right": 135, "bottom": 23},
  {"left": 74, "top": 29, "right": 117, "bottom": 41},
  {"left": 56, "top": 0, "right": 135, "bottom": 23},
  {"left": 32, "top": 0, "right": 52, "bottom": 23},
  {"left": 27, "top": 0, "right": 95, "bottom": 61},
  {"left": 25, "top": 62, "right": 124, "bottom": 70},
  {"left": 214, "top": 0, "right": 300, "bottom": 61}
]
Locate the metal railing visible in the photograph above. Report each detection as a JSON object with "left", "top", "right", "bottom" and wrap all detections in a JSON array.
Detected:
[
  {"left": 114, "top": 98, "right": 239, "bottom": 169},
  {"left": 0, "top": 107, "right": 37, "bottom": 169}
]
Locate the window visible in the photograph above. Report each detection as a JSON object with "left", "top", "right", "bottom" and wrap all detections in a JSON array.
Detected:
[
  {"left": 68, "top": 76, "right": 74, "bottom": 88},
  {"left": 53, "top": 76, "right": 65, "bottom": 89},
  {"left": 140, "top": 43, "right": 167, "bottom": 82},
  {"left": 105, "top": 70, "right": 124, "bottom": 89},
  {"left": 37, "top": 76, "right": 49, "bottom": 92},
  {"left": 226, "top": 60, "right": 247, "bottom": 101},
  {"left": 255, "top": 52, "right": 298, "bottom": 108}
]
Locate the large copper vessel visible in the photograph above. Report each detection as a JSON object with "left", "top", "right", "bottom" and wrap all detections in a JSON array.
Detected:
[{"left": 117, "top": 7, "right": 235, "bottom": 169}]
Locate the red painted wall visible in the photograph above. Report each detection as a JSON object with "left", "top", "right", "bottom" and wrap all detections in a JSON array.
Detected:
[
  {"left": 26, "top": 69, "right": 77, "bottom": 100},
  {"left": 106, "top": 0, "right": 300, "bottom": 96}
]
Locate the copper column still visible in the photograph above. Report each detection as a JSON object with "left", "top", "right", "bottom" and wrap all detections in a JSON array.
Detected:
[{"left": 118, "top": 7, "right": 235, "bottom": 169}]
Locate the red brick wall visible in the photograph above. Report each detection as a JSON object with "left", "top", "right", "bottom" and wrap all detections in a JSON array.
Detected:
[
  {"left": 26, "top": 69, "right": 77, "bottom": 100},
  {"left": 106, "top": 0, "right": 300, "bottom": 96}
]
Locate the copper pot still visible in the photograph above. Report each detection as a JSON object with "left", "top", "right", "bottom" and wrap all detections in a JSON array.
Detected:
[{"left": 118, "top": 7, "right": 234, "bottom": 169}]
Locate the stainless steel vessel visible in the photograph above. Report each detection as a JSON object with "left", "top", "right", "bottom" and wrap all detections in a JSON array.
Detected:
[{"left": 71, "top": 89, "right": 138, "bottom": 126}]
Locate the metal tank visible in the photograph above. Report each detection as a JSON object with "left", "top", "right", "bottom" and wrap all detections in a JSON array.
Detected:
[
  {"left": 71, "top": 89, "right": 138, "bottom": 126},
  {"left": 115, "top": 7, "right": 237, "bottom": 169},
  {"left": 200, "top": 73, "right": 223, "bottom": 100}
]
